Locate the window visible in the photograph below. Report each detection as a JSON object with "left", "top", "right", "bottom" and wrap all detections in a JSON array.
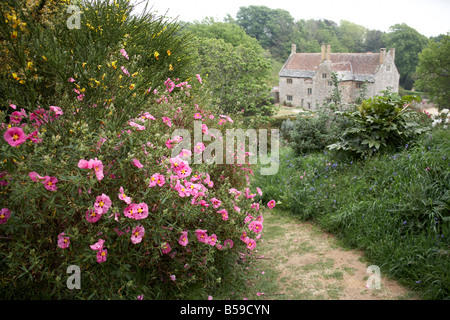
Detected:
[
  {"left": 328, "top": 80, "right": 333, "bottom": 86},
  {"left": 386, "top": 65, "right": 391, "bottom": 71},
  {"left": 322, "top": 73, "right": 327, "bottom": 79},
  {"left": 287, "top": 95, "right": 293, "bottom": 102},
  {"left": 355, "top": 82, "right": 363, "bottom": 89},
  {"left": 287, "top": 78, "right": 293, "bottom": 84},
  {"left": 307, "top": 103, "right": 311, "bottom": 109},
  {"left": 307, "top": 88, "right": 312, "bottom": 95}
]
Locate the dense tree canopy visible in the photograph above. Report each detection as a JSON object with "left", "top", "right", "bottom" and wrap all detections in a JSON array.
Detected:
[{"left": 415, "top": 35, "right": 450, "bottom": 109}]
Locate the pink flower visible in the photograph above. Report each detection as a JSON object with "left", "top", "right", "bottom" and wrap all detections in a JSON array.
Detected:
[
  {"left": 195, "top": 229, "right": 208, "bottom": 243},
  {"left": 120, "top": 48, "right": 129, "bottom": 60},
  {"left": 132, "top": 158, "right": 144, "bottom": 168},
  {"left": 162, "top": 117, "right": 172, "bottom": 127},
  {"left": 161, "top": 242, "right": 171, "bottom": 254},
  {"left": 49, "top": 105, "right": 63, "bottom": 116},
  {"left": 256, "top": 187, "right": 263, "bottom": 196},
  {"left": 165, "top": 138, "right": 174, "bottom": 149},
  {"left": 249, "top": 220, "right": 263, "bottom": 234},
  {"left": 137, "top": 294, "right": 143, "bottom": 300},
  {"left": 9, "top": 111, "right": 23, "bottom": 124},
  {"left": 96, "top": 248, "right": 108, "bottom": 263},
  {"left": 196, "top": 74, "right": 202, "bottom": 84},
  {"left": 94, "top": 193, "right": 112, "bottom": 214},
  {"left": 90, "top": 158, "right": 104, "bottom": 181},
  {"left": 210, "top": 197, "right": 222, "bottom": 208},
  {"left": 194, "top": 142, "right": 205, "bottom": 154},
  {"left": 201, "top": 124, "right": 208, "bottom": 135},
  {"left": 0, "top": 208, "right": 11, "bottom": 224},
  {"left": 218, "top": 209, "right": 228, "bottom": 221},
  {"left": 256, "top": 215, "right": 264, "bottom": 223},
  {"left": 149, "top": 173, "right": 165, "bottom": 187},
  {"left": 179, "top": 149, "right": 191, "bottom": 158},
  {"left": 174, "top": 180, "right": 189, "bottom": 197},
  {"left": 131, "top": 225, "right": 145, "bottom": 244},
  {"left": 4, "top": 127, "right": 26, "bottom": 147},
  {"left": 240, "top": 231, "right": 249, "bottom": 242},
  {"left": 57, "top": 232, "right": 70, "bottom": 249},
  {"left": 27, "top": 130, "right": 42, "bottom": 143},
  {"left": 121, "top": 66, "right": 130, "bottom": 77},
  {"left": 29, "top": 172, "right": 44, "bottom": 182},
  {"left": 134, "top": 202, "right": 149, "bottom": 220},
  {"left": 90, "top": 239, "right": 105, "bottom": 251},
  {"left": 179, "top": 231, "right": 189, "bottom": 246},
  {"left": 68, "top": 77, "right": 75, "bottom": 82},
  {"left": 246, "top": 238, "right": 256, "bottom": 250},
  {"left": 86, "top": 209, "right": 102, "bottom": 223},
  {"left": 224, "top": 239, "right": 234, "bottom": 249},
  {"left": 208, "top": 234, "right": 217, "bottom": 246},
  {"left": 170, "top": 275, "right": 176, "bottom": 281},
  {"left": 118, "top": 186, "right": 131, "bottom": 204},
  {"left": 251, "top": 202, "right": 260, "bottom": 211},
  {"left": 43, "top": 176, "right": 58, "bottom": 192},
  {"left": 194, "top": 113, "right": 202, "bottom": 119},
  {"left": 267, "top": 200, "right": 276, "bottom": 209}
]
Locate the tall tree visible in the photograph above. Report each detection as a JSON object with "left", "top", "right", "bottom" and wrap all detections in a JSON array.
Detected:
[
  {"left": 236, "top": 5, "right": 295, "bottom": 60},
  {"left": 415, "top": 35, "right": 450, "bottom": 110},
  {"left": 382, "top": 23, "right": 429, "bottom": 90},
  {"left": 337, "top": 20, "right": 367, "bottom": 53}
]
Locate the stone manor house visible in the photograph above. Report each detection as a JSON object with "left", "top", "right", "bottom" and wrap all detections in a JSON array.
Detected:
[{"left": 276, "top": 44, "right": 399, "bottom": 109}]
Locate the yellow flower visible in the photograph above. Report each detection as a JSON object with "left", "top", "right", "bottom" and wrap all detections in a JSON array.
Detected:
[
  {"left": 27, "top": 61, "right": 33, "bottom": 70},
  {"left": 111, "top": 61, "right": 117, "bottom": 69},
  {"left": 169, "top": 64, "right": 173, "bottom": 71},
  {"left": 131, "top": 72, "right": 138, "bottom": 77},
  {"left": 167, "top": 50, "right": 172, "bottom": 56},
  {"left": 11, "top": 31, "right": 17, "bottom": 39},
  {"left": 42, "top": 56, "right": 47, "bottom": 61},
  {"left": 129, "top": 84, "right": 135, "bottom": 90},
  {"left": 82, "top": 62, "right": 87, "bottom": 68},
  {"left": 154, "top": 51, "right": 159, "bottom": 60}
]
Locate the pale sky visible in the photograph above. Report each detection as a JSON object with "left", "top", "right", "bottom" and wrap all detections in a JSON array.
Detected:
[{"left": 137, "top": 0, "right": 450, "bottom": 38}]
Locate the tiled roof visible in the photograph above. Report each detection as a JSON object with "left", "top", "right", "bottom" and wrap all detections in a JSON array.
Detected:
[{"left": 280, "top": 52, "right": 382, "bottom": 81}]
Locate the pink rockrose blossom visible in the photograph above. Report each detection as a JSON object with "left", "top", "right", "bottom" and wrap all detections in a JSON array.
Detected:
[
  {"left": 195, "top": 229, "right": 208, "bottom": 243},
  {"left": 193, "top": 113, "right": 202, "bottom": 119},
  {"left": 224, "top": 239, "right": 234, "bottom": 249},
  {"left": 201, "top": 123, "right": 208, "bottom": 135},
  {"left": 194, "top": 142, "right": 205, "bottom": 154},
  {"left": 218, "top": 209, "right": 228, "bottom": 221},
  {"left": 251, "top": 202, "right": 260, "bottom": 211},
  {"left": 120, "top": 48, "right": 129, "bottom": 60},
  {"left": 27, "top": 130, "right": 43, "bottom": 143},
  {"left": 162, "top": 117, "right": 172, "bottom": 127},
  {"left": 29, "top": 171, "right": 44, "bottom": 182},
  {"left": 49, "top": 105, "right": 63, "bottom": 116},
  {"left": 210, "top": 197, "right": 222, "bottom": 208},
  {"left": 96, "top": 248, "right": 108, "bottom": 263},
  {"left": 178, "top": 231, "right": 189, "bottom": 246},
  {"left": 4, "top": 127, "right": 26, "bottom": 147},
  {"left": 94, "top": 193, "right": 112, "bottom": 214},
  {"left": 131, "top": 225, "right": 145, "bottom": 244},
  {"left": 0, "top": 208, "right": 11, "bottom": 224},
  {"left": 256, "top": 187, "right": 263, "bottom": 196},
  {"left": 249, "top": 220, "right": 263, "bottom": 234},
  {"left": 86, "top": 209, "right": 102, "bottom": 223},
  {"left": 90, "top": 239, "right": 105, "bottom": 251},
  {"left": 149, "top": 173, "right": 165, "bottom": 187},
  {"left": 43, "top": 176, "right": 58, "bottom": 192},
  {"left": 170, "top": 275, "right": 176, "bottom": 281},
  {"left": 179, "top": 149, "right": 191, "bottom": 158},
  {"left": 134, "top": 202, "right": 149, "bottom": 220},
  {"left": 57, "top": 232, "right": 70, "bottom": 249},
  {"left": 246, "top": 238, "right": 256, "bottom": 250},
  {"left": 161, "top": 242, "right": 171, "bottom": 254},
  {"left": 267, "top": 200, "right": 276, "bottom": 209},
  {"left": 9, "top": 111, "right": 23, "bottom": 124},
  {"left": 132, "top": 158, "right": 144, "bottom": 168},
  {"left": 196, "top": 74, "right": 202, "bottom": 84},
  {"left": 208, "top": 234, "right": 217, "bottom": 246},
  {"left": 118, "top": 186, "right": 131, "bottom": 204}
]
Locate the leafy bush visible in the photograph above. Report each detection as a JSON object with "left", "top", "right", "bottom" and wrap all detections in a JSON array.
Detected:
[
  {"left": 328, "top": 91, "right": 429, "bottom": 158},
  {"left": 0, "top": 0, "right": 267, "bottom": 300},
  {"left": 289, "top": 111, "right": 339, "bottom": 156}
]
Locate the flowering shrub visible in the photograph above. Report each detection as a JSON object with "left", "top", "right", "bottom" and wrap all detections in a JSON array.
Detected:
[{"left": 0, "top": 1, "right": 270, "bottom": 297}]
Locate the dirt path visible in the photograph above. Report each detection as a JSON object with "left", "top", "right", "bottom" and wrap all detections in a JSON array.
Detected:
[{"left": 254, "top": 211, "right": 419, "bottom": 300}]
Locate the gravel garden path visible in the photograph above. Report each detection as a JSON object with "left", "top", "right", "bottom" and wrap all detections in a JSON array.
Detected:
[{"left": 253, "top": 211, "right": 419, "bottom": 300}]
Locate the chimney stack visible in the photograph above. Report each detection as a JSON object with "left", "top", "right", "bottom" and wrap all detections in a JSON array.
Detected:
[
  {"left": 389, "top": 48, "right": 395, "bottom": 62},
  {"left": 380, "top": 48, "right": 386, "bottom": 64},
  {"left": 321, "top": 44, "right": 326, "bottom": 60},
  {"left": 326, "top": 44, "right": 331, "bottom": 61},
  {"left": 291, "top": 44, "right": 297, "bottom": 55}
]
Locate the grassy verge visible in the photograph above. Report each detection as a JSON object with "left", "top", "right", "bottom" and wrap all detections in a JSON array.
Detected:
[{"left": 253, "top": 128, "right": 450, "bottom": 299}]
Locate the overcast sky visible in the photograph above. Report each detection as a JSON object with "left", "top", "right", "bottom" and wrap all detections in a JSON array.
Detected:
[{"left": 139, "top": 0, "right": 450, "bottom": 38}]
